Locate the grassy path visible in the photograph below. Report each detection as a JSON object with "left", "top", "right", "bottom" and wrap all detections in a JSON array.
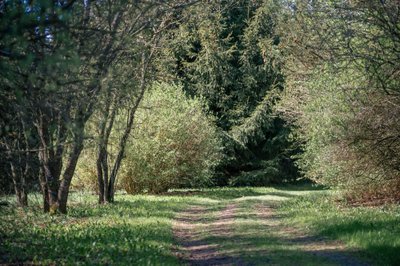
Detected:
[
  {"left": 173, "top": 192, "right": 369, "bottom": 266},
  {"left": 1, "top": 186, "right": 399, "bottom": 265},
  {"left": 174, "top": 203, "right": 247, "bottom": 265}
]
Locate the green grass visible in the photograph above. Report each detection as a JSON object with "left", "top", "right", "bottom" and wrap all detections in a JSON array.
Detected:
[
  {"left": 1, "top": 185, "right": 399, "bottom": 265},
  {"left": 280, "top": 191, "right": 400, "bottom": 265},
  {"left": 0, "top": 192, "right": 210, "bottom": 265}
]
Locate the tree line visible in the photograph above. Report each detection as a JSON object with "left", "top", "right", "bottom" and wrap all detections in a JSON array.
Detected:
[{"left": 1, "top": 0, "right": 398, "bottom": 213}]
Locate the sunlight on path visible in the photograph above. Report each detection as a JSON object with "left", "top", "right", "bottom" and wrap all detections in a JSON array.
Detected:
[{"left": 173, "top": 193, "right": 370, "bottom": 266}]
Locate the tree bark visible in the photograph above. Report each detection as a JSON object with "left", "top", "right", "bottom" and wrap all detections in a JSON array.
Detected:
[
  {"left": 38, "top": 166, "right": 50, "bottom": 212},
  {"left": 58, "top": 118, "right": 85, "bottom": 214},
  {"left": 10, "top": 162, "right": 28, "bottom": 207}
]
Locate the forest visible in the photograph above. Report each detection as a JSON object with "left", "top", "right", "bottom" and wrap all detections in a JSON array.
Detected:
[{"left": 1, "top": 0, "right": 399, "bottom": 265}]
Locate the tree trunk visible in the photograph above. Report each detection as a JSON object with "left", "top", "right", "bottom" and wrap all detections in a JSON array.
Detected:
[
  {"left": 58, "top": 123, "right": 85, "bottom": 214},
  {"left": 104, "top": 49, "right": 156, "bottom": 202},
  {"left": 38, "top": 166, "right": 50, "bottom": 212},
  {"left": 10, "top": 162, "right": 28, "bottom": 207},
  {"left": 96, "top": 92, "right": 117, "bottom": 204},
  {"left": 97, "top": 147, "right": 110, "bottom": 204},
  {"left": 107, "top": 85, "right": 145, "bottom": 202},
  {"left": 97, "top": 155, "right": 105, "bottom": 204}
]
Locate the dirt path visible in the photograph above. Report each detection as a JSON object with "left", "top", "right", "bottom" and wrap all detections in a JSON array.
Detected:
[
  {"left": 173, "top": 200, "right": 370, "bottom": 266},
  {"left": 173, "top": 204, "right": 250, "bottom": 265}
]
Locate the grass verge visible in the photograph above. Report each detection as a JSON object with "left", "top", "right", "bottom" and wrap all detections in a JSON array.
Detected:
[
  {"left": 0, "top": 192, "right": 212, "bottom": 265},
  {"left": 279, "top": 191, "right": 400, "bottom": 265}
]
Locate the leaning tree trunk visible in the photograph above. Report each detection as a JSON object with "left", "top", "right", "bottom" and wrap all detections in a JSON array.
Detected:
[
  {"left": 57, "top": 119, "right": 85, "bottom": 214},
  {"left": 106, "top": 71, "right": 147, "bottom": 202}
]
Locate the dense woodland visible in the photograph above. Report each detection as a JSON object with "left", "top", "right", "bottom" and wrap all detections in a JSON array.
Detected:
[{"left": 1, "top": 0, "right": 399, "bottom": 212}]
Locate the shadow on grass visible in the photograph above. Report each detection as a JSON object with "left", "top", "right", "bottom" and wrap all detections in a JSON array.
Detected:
[
  {"left": 281, "top": 192, "right": 400, "bottom": 265},
  {"left": 318, "top": 219, "right": 400, "bottom": 265},
  {"left": 272, "top": 182, "right": 327, "bottom": 192},
  {"left": 1, "top": 219, "right": 178, "bottom": 265},
  {"left": 68, "top": 197, "right": 189, "bottom": 219},
  {"left": 0, "top": 194, "right": 202, "bottom": 265},
  {"left": 197, "top": 222, "right": 366, "bottom": 266}
]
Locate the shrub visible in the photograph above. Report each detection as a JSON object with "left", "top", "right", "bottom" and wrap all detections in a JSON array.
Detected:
[
  {"left": 72, "top": 147, "right": 99, "bottom": 193},
  {"left": 229, "top": 159, "right": 281, "bottom": 187},
  {"left": 121, "top": 82, "right": 222, "bottom": 194},
  {"left": 280, "top": 64, "right": 400, "bottom": 202}
]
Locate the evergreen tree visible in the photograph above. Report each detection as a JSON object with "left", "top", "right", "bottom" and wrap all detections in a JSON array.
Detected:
[{"left": 158, "top": 0, "right": 298, "bottom": 185}]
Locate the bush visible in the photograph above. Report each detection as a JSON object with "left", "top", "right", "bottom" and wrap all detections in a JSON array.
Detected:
[
  {"left": 229, "top": 159, "right": 281, "bottom": 187},
  {"left": 121, "top": 83, "right": 222, "bottom": 194},
  {"left": 280, "top": 64, "right": 400, "bottom": 202},
  {"left": 72, "top": 147, "right": 99, "bottom": 193},
  {"left": 278, "top": 0, "right": 400, "bottom": 202}
]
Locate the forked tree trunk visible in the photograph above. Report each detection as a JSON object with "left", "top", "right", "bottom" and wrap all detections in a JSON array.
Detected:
[
  {"left": 97, "top": 47, "right": 156, "bottom": 203},
  {"left": 102, "top": 76, "right": 146, "bottom": 203},
  {"left": 36, "top": 110, "right": 82, "bottom": 214},
  {"left": 97, "top": 93, "right": 116, "bottom": 204}
]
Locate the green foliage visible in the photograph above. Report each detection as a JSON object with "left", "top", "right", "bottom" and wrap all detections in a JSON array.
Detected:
[
  {"left": 278, "top": 0, "right": 400, "bottom": 200},
  {"left": 72, "top": 150, "right": 99, "bottom": 193},
  {"left": 158, "top": 0, "right": 298, "bottom": 185},
  {"left": 281, "top": 66, "right": 354, "bottom": 185},
  {"left": 229, "top": 159, "right": 281, "bottom": 187},
  {"left": 120, "top": 82, "right": 222, "bottom": 194}
]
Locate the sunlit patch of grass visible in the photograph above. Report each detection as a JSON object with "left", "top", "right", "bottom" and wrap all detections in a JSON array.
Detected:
[
  {"left": 0, "top": 193, "right": 202, "bottom": 265},
  {"left": 234, "top": 194, "right": 289, "bottom": 202},
  {"left": 226, "top": 197, "right": 337, "bottom": 266},
  {"left": 280, "top": 192, "right": 400, "bottom": 265},
  {"left": 1, "top": 184, "right": 397, "bottom": 265}
]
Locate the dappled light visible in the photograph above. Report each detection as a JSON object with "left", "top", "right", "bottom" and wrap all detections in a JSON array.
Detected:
[{"left": 1, "top": 0, "right": 399, "bottom": 264}]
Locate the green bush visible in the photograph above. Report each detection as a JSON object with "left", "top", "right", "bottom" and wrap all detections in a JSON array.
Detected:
[
  {"left": 72, "top": 147, "right": 98, "bottom": 193},
  {"left": 229, "top": 159, "right": 281, "bottom": 187},
  {"left": 280, "top": 63, "right": 400, "bottom": 201},
  {"left": 278, "top": 1, "right": 400, "bottom": 202},
  {"left": 121, "top": 83, "right": 222, "bottom": 194}
]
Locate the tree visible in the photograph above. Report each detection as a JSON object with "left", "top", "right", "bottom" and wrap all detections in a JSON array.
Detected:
[
  {"left": 0, "top": 0, "right": 79, "bottom": 209},
  {"left": 94, "top": 1, "right": 199, "bottom": 204},
  {"left": 157, "top": 0, "right": 298, "bottom": 185},
  {"left": 0, "top": 0, "right": 198, "bottom": 213}
]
